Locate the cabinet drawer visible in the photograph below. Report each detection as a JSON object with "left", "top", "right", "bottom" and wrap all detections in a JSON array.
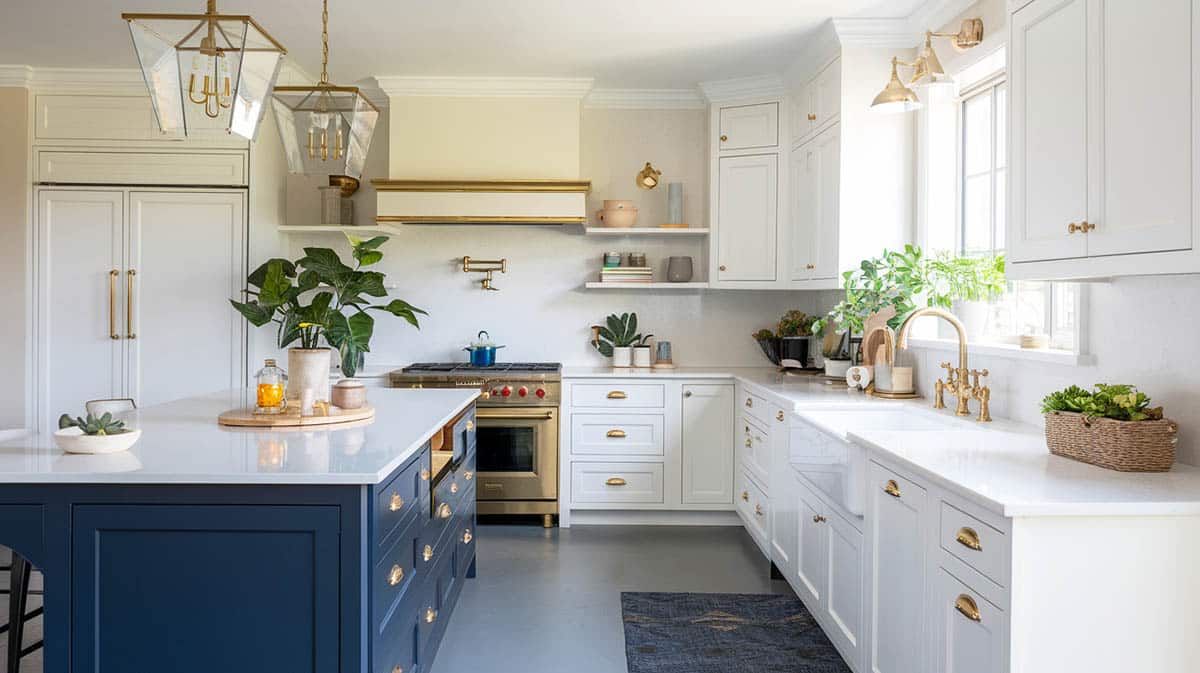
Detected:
[
  {"left": 375, "top": 606, "right": 419, "bottom": 673},
  {"left": 935, "top": 568, "right": 1007, "bottom": 673},
  {"left": 37, "top": 150, "right": 248, "bottom": 186},
  {"left": 448, "top": 406, "right": 477, "bottom": 463},
  {"left": 572, "top": 414, "right": 664, "bottom": 456},
  {"left": 739, "top": 415, "right": 770, "bottom": 487},
  {"left": 375, "top": 448, "right": 430, "bottom": 549},
  {"left": 940, "top": 502, "right": 1009, "bottom": 586},
  {"left": 373, "top": 518, "right": 421, "bottom": 629},
  {"left": 740, "top": 388, "right": 770, "bottom": 425},
  {"left": 572, "top": 383, "right": 665, "bottom": 408},
  {"left": 719, "top": 102, "right": 779, "bottom": 150},
  {"left": 571, "top": 462, "right": 664, "bottom": 503},
  {"left": 738, "top": 469, "right": 770, "bottom": 543}
]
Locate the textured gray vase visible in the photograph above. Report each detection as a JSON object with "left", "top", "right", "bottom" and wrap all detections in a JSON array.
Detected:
[
  {"left": 667, "top": 183, "right": 684, "bottom": 224},
  {"left": 666, "top": 256, "right": 694, "bottom": 282}
]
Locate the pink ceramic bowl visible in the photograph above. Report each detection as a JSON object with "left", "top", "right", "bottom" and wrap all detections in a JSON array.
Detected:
[{"left": 597, "top": 208, "right": 637, "bottom": 228}]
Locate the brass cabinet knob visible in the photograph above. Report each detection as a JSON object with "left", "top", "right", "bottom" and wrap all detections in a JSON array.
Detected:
[
  {"left": 423, "top": 544, "right": 434, "bottom": 562},
  {"left": 481, "top": 391, "right": 491, "bottom": 400},
  {"left": 812, "top": 515, "right": 826, "bottom": 523},
  {"left": 1081, "top": 220, "right": 1096, "bottom": 232},
  {"left": 388, "top": 493, "right": 404, "bottom": 512},
  {"left": 392, "top": 666, "right": 403, "bottom": 673},
  {"left": 450, "top": 481, "right": 459, "bottom": 494},
  {"left": 745, "top": 438, "right": 753, "bottom": 448},
  {"left": 1067, "top": 222, "right": 1081, "bottom": 234},
  {"left": 421, "top": 468, "right": 430, "bottom": 481},
  {"left": 741, "top": 490, "right": 749, "bottom": 502},
  {"left": 754, "top": 504, "right": 764, "bottom": 516},
  {"left": 387, "top": 564, "right": 404, "bottom": 586},
  {"left": 745, "top": 397, "right": 753, "bottom": 408},
  {"left": 955, "top": 594, "right": 982, "bottom": 623},
  {"left": 719, "top": 265, "right": 727, "bottom": 271},
  {"left": 720, "top": 134, "right": 728, "bottom": 142},
  {"left": 438, "top": 502, "right": 452, "bottom": 519},
  {"left": 883, "top": 479, "right": 902, "bottom": 498},
  {"left": 776, "top": 411, "right": 785, "bottom": 422},
  {"left": 684, "top": 391, "right": 693, "bottom": 398},
  {"left": 466, "top": 420, "right": 474, "bottom": 431},
  {"left": 424, "top": 607, "right": 437, "bottom": 624},
  {"left": 807, "top": 113, "right": 817, "bottom": 121},
  {"left": 955, "top": 527, "right": 982, "bottom": 551},
  {"left": 462, "top": 528, "right": 473, "bottom": 544},
  {"left": 605, "top": 477, "right": 627, "bottom": 486},
  {"left": 806, "top": 263, "right": 815, "bottom": 269}
]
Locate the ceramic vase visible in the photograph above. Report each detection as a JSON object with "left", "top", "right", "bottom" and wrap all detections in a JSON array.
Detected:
[
  {"left": 288, "top": 347, "right": 332, "bottom": 402},
  {"left": 633, "top": 346, "right": 653, "bottom": 368},
  {"left": 667, "top": 183, "right": 684, "bottom": 224},
  {"left": 612, "top": 346, "right": 633, "bottom": 368}
]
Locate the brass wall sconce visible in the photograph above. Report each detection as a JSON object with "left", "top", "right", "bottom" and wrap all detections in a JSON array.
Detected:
[
  {"left": 636, "top": 162, "right": 662, "bottom": 190},
  {"left": 462, "top": 256, "right": 506, "bottom": 291},
  {"left": 871, "top": 18, "right": 984, "bottom": 114}
]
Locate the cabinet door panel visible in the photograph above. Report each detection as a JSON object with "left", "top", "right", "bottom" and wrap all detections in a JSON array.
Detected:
[
  {"left": 770, "top": 417, "right": 798, "bottom": 574},
  {"left": 719, "top": 103, "right": 779, "bottom": 150},
  {"left": 1009, "top": 0, "right": 1090, "bottom": 262},
  {"left": 717, "top": 154, "right": 778, "bottom": 281},
  {"left": 815, "top": 59, "right": 841, "bottom": 127},
  {"left": 813, "top": 126, "right": 841, "bottom": 280},
  {"left": 795, "top": 490, "right": 826, "bottom": 608},
  {"left": 127, "top": 191, "right": 246, "bottom": 406},
  {"left": 869, "top": 463, "right": 928, "bottom": 673},
  {"left": 1088, "top": 0, "right": 1193, "bottom": 256},
  {"left": 681, "top": 385, "right": 735, "bottom": 504},
  {"left": 790, "top": 142, "right": 818, "bottom": 280},
  {"left": 827, "top": 511, "right": 864, "bottom": 663},
  {"left": 72, "top": 505, "right": 341, "bottom": 673},
  {"left": 935, "top": 570, "right": 1006, "bottom": 673},
  {"left": 37, "top": 189, "right": 125, "bottom": 433}
]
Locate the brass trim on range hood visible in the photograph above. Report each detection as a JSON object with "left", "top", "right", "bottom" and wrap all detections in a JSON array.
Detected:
[
  {"left": 372, "top": 179, "right": 592, "bottom": 193},
  {"left": 376, "top": 215, "right": 587, "bottom": 225}
]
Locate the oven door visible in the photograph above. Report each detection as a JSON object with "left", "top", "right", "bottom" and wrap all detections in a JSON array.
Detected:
[{"left": 474, "top": 407, "right": 558, "bottom": 501}]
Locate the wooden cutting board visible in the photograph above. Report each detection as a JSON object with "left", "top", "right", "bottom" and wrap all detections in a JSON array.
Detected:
[{"left": 217, "top": 404, "right": 375, "bottom": 428}]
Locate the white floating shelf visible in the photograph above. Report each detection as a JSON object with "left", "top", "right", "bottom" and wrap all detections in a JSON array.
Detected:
[
  {"left": 277, "top": 225, "right": 403, "bottom": 235},
  {"left": 583, "top": 227, "right": 709, "bottom": 236},
  {"left": 584, "top": 282, "right": 710, "bottom": 290}
]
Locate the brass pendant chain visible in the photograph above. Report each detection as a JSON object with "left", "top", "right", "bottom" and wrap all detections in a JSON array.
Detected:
[{"left": 319, "top": 0, "right": 329, "bottom": 85}]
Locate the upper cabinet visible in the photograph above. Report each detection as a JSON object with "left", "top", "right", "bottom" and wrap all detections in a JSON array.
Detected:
[
  {"left": 791, "top": 58, "right": 841, "bottom": 145},
  {"left": 716, "top": 153, "right": 779, "bottom": 282},
  {"left": 1008, "top": 0, "right": 1199, "bottom": 279},
  {"left": 718, "top": 102, "right": 780, "bottom": 151}
]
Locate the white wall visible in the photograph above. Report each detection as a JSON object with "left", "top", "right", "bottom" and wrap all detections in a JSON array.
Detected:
[{"left": 0, "top": 88, "right": 29, "bottom": 429}]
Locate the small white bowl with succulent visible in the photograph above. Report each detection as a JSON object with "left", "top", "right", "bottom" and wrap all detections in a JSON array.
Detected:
[{"left": 54, "top": 411, "right": 142, "bottom": 454}]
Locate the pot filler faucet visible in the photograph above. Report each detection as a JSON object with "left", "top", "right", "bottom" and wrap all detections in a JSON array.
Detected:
[{"left": 895, "top": 307, "right": 991, "bottom": 422}]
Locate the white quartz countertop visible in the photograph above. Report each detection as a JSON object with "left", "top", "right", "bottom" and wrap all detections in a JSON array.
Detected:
[
  {"left": 565, "top": 364, "right": 1200, "bottom": 517},
  {"left": 0, "top": 388, "right": 479, "bottom": 485}
]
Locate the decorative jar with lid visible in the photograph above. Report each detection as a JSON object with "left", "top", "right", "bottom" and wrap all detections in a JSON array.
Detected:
[{"left": 255, "top": 359, "right": 288, "bottom": 414}]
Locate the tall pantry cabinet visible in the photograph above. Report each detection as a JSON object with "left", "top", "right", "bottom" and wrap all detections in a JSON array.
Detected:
[{"left": 31, "top": 94, "right": 253, "bottom": 432}]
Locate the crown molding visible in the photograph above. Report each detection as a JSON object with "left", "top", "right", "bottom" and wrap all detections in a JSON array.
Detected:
[
  {"left": 0, "top": 66, "right": 147, "bottom": 95},
  {"left": 698, "top": 74, "right": 785, "bottom": 104},
  {"left": 583, "top": 88, "right": 705, "bottom": 110},
  {"left": 832, "top": 0, "right": 980, "bottom": 48},
  {"left": 909, "top": 0, "right": 981, "bottom": 36},
  {"left": 785, "top": 21, "right": 842, "bottom": 87},
  {"left": 374, "top": 76, "right": 594, "bottom": 99},
  {"left": 0, "top": 65, "right": 34, "bottom": 88}
]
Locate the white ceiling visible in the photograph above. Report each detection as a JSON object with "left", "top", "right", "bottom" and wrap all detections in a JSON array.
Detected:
[{"left": 4, "top": 0, "right": 928, "bottom": 89}]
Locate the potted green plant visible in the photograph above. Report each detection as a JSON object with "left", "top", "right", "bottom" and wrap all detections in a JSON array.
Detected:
[
  {"left": 230, "top": 234, "right": 426, "bottom": 401},
  {"left": 55, "top": 411, "right": 141, "bottom": 454},
  {"left": 593, "top": 313, "right": 649, "bottom": 368},
  {"left": 925, "top": 252, "right": 1006, "bottom": 340},
  {"left": 1041, "top": 384, "right": 1177, "bottom": 472}
]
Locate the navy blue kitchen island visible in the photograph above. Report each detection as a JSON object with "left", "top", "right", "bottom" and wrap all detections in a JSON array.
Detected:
[{"left": 0, "top": 388, "right": 479, "bottom": 673}]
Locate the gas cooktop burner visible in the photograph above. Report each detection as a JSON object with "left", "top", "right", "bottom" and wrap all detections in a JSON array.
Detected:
[{"left": 403, "top": 362, "right": 561, "bottom": 373}]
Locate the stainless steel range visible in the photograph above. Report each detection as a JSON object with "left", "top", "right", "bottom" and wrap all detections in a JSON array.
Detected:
[{"left": 391, "top": 363, "right": 561, "bottom": 527}]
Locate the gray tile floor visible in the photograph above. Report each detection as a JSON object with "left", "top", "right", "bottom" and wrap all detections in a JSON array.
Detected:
[{"left": 429, "top": 524, "right": 793, "bottom": 673}]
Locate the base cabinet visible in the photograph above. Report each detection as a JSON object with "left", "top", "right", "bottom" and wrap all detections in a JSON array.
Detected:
[
  {"left": 867, "top": 462, "right": 928, "bottom": 673},
  {"left": 934, "top": 569, "right": 1007, "bottom": 673},
  {"left": 681, "top": 384, "right": 735, "bottom": 504}
]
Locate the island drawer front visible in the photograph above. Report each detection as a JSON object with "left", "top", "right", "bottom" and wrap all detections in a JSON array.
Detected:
[
  {"left": 376, "top": 445, "right": 431, "bottom": 548},
  {"left": 740, "top": 387, "right": 770, "bottom": 425},
  {"left": 450, "top": 406, "right": 477, "bottom": 459},
  {"left": 456, "top": 489, "right": 477, "bottom": 578},
  {"left": 419, "top": 543, "right": 461, "bottom": 658},
  {"left": 373, "top": 517, "right": 422, "bottom": 629},
  {"left": 939, "top": 502, "right": 1009, "bottom": 586},
  {"left": 572, "top": 383, "right": 665, "bottom": 408},
  {"left": 374, "top": 605, "right": 419, "bottom": 673},
  {"left": 432, "top": 470, "right": 470, "bottom": 527},
  {"left": 571, "top": 461, "right": 664, "bottom": 503},
  {"left": 571, "top": 414, "right": 665, "bottom": 456}
]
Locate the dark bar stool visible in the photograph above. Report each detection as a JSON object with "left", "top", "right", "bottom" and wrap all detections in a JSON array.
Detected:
[{"left": 1, "top": 551, "right": 44, "bottom": 673}]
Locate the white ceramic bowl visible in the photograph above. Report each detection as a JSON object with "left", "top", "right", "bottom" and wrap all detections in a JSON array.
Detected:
[{"left": 53, "top": 427, "right": 142, "bottom": 454}]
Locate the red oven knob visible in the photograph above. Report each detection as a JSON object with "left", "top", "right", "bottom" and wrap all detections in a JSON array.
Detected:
[
  {"left": 535, "top": 388, "right": 546, "bottom": 399},
  {"left": 518, "top": 386, "right": 528, "bottom": 397},
  {"left": 501, "top": 386, "right": 512, "bottom": 397}
]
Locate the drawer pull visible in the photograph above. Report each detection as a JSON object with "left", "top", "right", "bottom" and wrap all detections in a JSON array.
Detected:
[
  {"left": 392, "top": 666, "right": 403, "bottom": 673},
  {"left": 605, "top": 477, "right": 627, "bottom": 486},
  {"left": 423, "top": 544, "right": 434, "bottom": 562},
  {"left": 387, "top": 564, "right": 404, "bottom": 586},
  {"left": 607, "top": 390, "right": 627, "bottom": 399},
  {"left": 745, "top": 397, "right": 753, "bottom": 408},
  {"left": 424, "top": 607, "right": 438, "bottom": 624},
  {"left": 462, "top": 528, "right": 473, "bottom": 544},
  {"left": 777, "top": 411, "right": 785, "bottom": 422},
  {"left": 955, "top": 594, "right": 982, "bottom": 623},
  {"left": 807, "top": 113, "right": 817, "bottom": 121},
  {"left": 465, "top": 420, "right": 474, "bottom": 431},
  {"left": 754, "top": 504, "right": 764, "bottom": 517},
  {"left": 955, "top": 527, "right": 983, "bottom": 551},
  {"left": 606, "top": 429, "right": 627, "bottom": 438},
  {"left": 388, "top": 492, "right": 404, "bottom": 512},
  {"left": 438, "top": 502, "right": 452, "bottom": 519},
  {"left": 745, "top": 438, "right": 753, "bottom": 448},
  {"left": 741, "top": 490, "right": 749, "bottom": 502},
  {"left": 463, "top": 470, "right": 474, "bottom": 481},
  {"left": 883, "top": 479, "right": 902, "bottom": 498},
  {"left": 450, "top": 481, "right": 459, "bottom": 494},
  {"left": 421, "top": 468, "right": 431, "bottom": 481},
  {"left": 812, "top": 515, "right": 826, "bottom": 523}
]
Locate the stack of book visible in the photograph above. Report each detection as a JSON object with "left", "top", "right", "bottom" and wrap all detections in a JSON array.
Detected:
[{"left": 598, "top": 266, "right": 654, "bottom": 283}]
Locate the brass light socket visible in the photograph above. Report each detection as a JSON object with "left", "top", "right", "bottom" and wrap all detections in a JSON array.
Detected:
[{"left": 329, "top": 174, "right": 360, "bottom": 197}]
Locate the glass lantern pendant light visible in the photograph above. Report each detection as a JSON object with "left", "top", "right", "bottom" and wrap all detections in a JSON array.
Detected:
[
  {"left": 270, "top": 0, "right": 380, "bottom": 180},
  {"left": 123, "top": 0, "right": 287, "bottom": 139}
]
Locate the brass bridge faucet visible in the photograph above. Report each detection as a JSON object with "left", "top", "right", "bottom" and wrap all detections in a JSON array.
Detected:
[{"left": 896, "top": 307, "right": 990, "bottom": 421}]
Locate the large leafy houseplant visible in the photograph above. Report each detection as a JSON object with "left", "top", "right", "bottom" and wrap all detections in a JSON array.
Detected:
[{"left": 230, "top": 234, "right": 426, "bottom": 377}]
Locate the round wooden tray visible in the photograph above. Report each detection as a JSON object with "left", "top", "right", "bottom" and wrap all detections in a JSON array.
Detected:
[{"left": 217, "top": 404, "right": 375, "bottom": 428}]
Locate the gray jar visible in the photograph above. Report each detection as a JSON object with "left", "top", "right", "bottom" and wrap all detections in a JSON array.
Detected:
[{"left": 666, "top": 256, "right": 694, "bottom": 282}]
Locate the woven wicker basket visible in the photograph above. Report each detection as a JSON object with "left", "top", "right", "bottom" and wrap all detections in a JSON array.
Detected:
[{"left": 1044, "top": 411, "right": 1178, "bottom": 472}]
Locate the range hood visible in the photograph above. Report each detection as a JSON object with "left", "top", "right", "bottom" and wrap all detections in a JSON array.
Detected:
[{"left": 373, "top": 179, "right": 591, "bottom": 225}]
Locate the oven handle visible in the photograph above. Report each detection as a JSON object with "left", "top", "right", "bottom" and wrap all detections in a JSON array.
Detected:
[{"left": 476, "top": 410, "right": 556, "bottom": 421}]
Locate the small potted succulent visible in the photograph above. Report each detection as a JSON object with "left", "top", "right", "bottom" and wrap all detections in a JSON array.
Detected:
[
  {"left": 593, "top": 312, "right": 651, "bottom": 368},
  {"left": 777, "top": 310, "right": 817, "bottom": 368},
  {"left": 55, "top": 412, "right": 142, "bottom": 454}
]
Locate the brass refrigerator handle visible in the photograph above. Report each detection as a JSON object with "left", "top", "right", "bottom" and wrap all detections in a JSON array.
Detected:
[
  {"left": 108, "top": 270, "right": 120, "bottom": 340},
  {"left": 126, "top": 269, "right": 137, "bottom": 339}
]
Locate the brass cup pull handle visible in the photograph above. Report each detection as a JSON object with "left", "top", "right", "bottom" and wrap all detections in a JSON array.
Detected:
[
  {"left": 955, "top": 594, "right": 982, "bottom": 623},
  {"left": 883, "top": 479, "right": 902, "bottom": 498},
  {"left": 955, "top": 527, "right": 982, "bottom": 551},
  {"left": 387, "top": 564, "right": 404, "bottom": 586},
  {"left": 606, "top": 429, "right": 627, "bottom": 438},
  {"left": 463, "top": 470, "right": 474, "bottom": 481},
  {"left": 108, "top": 270, "right": 120, "bottom": 340},
  {"left": 438, "top": 503, "right": 452, "bottom": 519},
  {"left": 812, "top": 515, "right": 826, "bottom": 523},
  {"left": 462, "top": 528, "right": 473, "bottom": 544},
  {"left": 605, "top": 477, "right": 627, "bottom": 486},
  {"left": 807, "top": 113, "right": 817, "bottom": 121},
  {"left": 126, "top": 269, "right": 136, "bottom": 339},
  {"left": 388, "top": 493, "right": 404, "bottom": 512},
  {"left": 424, "top": 607, "right": 437, "bottom": 624},
  {"left": 741, "top": 490, "right": 749, "bottom": 502},
  {"left": 422, "top": 544, "right": 434, "bottom": 562},
  {"left": 607, "top": 390, "right": 627, "bottom": 400},
  {"left": 392, "top": 666, "right": 403, "bottom": 673}
]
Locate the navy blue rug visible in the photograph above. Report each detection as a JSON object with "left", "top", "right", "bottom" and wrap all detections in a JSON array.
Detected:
[{"left": 621, "top": 592, "right": 851, "bottom": 673}]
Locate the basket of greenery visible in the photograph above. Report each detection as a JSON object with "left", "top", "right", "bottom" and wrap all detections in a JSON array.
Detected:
[{"left": 1040, "top": 384, "right": 1178, "bottom": 472}]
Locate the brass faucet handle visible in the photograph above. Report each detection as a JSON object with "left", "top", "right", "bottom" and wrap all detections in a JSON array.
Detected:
[
  {"left": 939, "top": 361, "right": 956, "bottom": 384},
  {"left": 968, "top": 368, "right": 989, "bottom": 390},
  {"left": 973, "top": 383, "right": 993, "bottom": 422}
]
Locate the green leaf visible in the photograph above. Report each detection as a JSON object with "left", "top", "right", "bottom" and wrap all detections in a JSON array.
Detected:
[
  {"left": 297, "top": 269, "right": 321, "bottom": 294},
  {"left": 246, "top": 258, "right": 296, "bottom": 288},
  {"left": 229, "top": 299, "right": 276, "bottom": 327},
  {"left": 370, "top": 299, "right": 427, "bottom": 328},
  {"left": 257, "top": 260, "right": 293, "bottom": 308},
  {"left": 298, "top": 247, "right": 351, "bottom": 285},
  {"left": 58, "top": 413, "right": 75, "bottom": 429},
  {"left": 356, "top": 250, "right": 384, "bottom": 266},
  {"left": 326, "top": 311, "right": 375, "bottom": 377}
]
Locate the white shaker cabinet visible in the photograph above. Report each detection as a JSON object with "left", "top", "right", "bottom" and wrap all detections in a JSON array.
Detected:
[
  {"left": 718, "top": 102, "right": 779, "bottom": 151},
  {"left": 934, "top": 570, "right": 1006, "bottom": 673},
  {"left": 715, "top": 154, "right": 779, "bottom": 282},
  {"left": 790, "top": 126, "right": 840, "bottom": 282},
  {"left": 867, "top": 462, "right": 928, "bottom": 673},
  {"left": 1008, "top": 0, "right": 1198, "bottom": 278},
  {"left": 681, "top": 384, "right": 734, "bottom": 504}
]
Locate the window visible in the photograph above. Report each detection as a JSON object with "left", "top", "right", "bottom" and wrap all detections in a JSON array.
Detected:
[{"left": 923, "top": 47, "right": 1080, "bottom": 352}]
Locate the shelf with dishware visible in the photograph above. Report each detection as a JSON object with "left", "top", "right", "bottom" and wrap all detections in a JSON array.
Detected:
[{"left": 582, "top": 227, "right": 709, "bottom": 237}]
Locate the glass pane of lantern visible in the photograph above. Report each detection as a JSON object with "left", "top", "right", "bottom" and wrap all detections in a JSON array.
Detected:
[
  {"left": 344, "top": 95, "right": 379, "bottom": 179},
  {"left": 226, "top": 19, "right": 283, "bottom": 140},
  {"left": 127, "top": 18, "right": 188, "bottom": 137},
  {"left": 271, "top": 89, "right": 378, "bottom": 179}
]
